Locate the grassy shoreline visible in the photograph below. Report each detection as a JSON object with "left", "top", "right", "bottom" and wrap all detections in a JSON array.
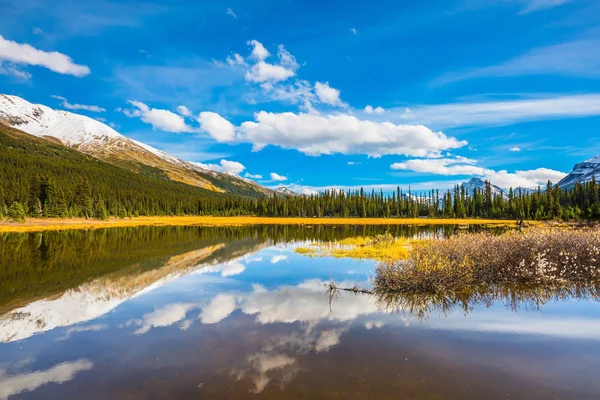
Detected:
[{"left": 0, "top": 216, "right": 519, "bottom": 233}]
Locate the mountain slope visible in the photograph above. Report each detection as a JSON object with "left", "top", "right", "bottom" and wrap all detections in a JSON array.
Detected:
[
  {"left": 557, "top": 155, "right": 600, "bottom": 189},
  {"left": 0, "top": 94, "right": 270, "bottom": 198},
  {"left": 0, "top": 123, "right": 242, "bottom": 216}
]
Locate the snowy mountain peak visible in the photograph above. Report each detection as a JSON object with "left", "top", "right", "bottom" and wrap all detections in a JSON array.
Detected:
[
  {"left": 585, "top": 155, "right": 600, "bottom": 164},
  {"left": 557, "top": 155, "right": 600, "bottom": 188},
  {"left": 275, "top": 187, "right": 298, "bottom": 196},
  {"left": 0, "top": 94, "right": 123, "bottom": 148},
  {"left": 0, "top": 94, "right": 272, "bottom": 197},
  {"left": 461, "top": 177, "right": 506, "bottom": 197}
]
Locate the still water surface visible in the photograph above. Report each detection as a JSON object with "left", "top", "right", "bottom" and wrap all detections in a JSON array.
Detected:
[{"left": 0, "top": 225, "right": 599, "bottom": 399}]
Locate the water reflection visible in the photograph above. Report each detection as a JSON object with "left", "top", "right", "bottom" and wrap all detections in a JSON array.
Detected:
[
  {"left": 0, "top": 359, "right": 93, "bottom": 400},
  {"left": 0, "top": 225, "right": 599, "bottom": 399}
]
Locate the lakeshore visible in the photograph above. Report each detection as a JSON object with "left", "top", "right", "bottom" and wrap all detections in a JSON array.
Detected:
[{"left": 0, "top": 216, "right": 520, "bottom": 233}]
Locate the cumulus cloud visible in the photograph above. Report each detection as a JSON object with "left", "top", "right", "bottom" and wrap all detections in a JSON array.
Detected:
[
  {"left": 245, "top": 172, "right": 263, "bottom": 179},
  {"left": 270, "top": 172, "right": 288, "bottom": 181},
  {"left": 391, "top": 157, "right": 567, "bottom": 188},
  {"left": 239, "top": 111, "right": 466, "bottom": 157},
  {"left": 245, "top": 61, "right": 296, "bottom": 83},
  {"left": 200, "top": 293, "right": 238, "bottom": 324},
  {"left": 0, "top": 359, "right": 93, "bottom": 399},
  {"left": 365, "top": 105, "right": 384, "bottom": 114},
  {"left": 248, "top": 39, "right": 270, "bottom": 61},
  {"left": 193, "top": 159, "right": 245, "bottom": 175},
  {"left": 177, "top": 105, "right": 192, "bottom": 117},
  {"left": 0, "top": 34, "right": 90, "bottom": 77},
  {"left": 314, "top": 81, "right": 345, "bottom": 106},
  {"left": 51, "top": 95, "right": 105, "bottom": 112},
  {"left": 125, "top": 101, "right": 194, "bottom": 133},
  {"left": 510, "top": 146, "right": 521, "bottom": 152},
  {"left": 197, "top": 111, "right": 236, "bottom": 142}
]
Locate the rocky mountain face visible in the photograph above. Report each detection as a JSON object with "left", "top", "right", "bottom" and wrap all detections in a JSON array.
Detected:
[
  {"left": 461, "top": 177, "right": 506, "bottom": 197},
  {"left": 0, "top": 94, "right": 271, "bottom": 198},
  {"left": 557, "top": 155, "right": 600, "bottom": 189}
]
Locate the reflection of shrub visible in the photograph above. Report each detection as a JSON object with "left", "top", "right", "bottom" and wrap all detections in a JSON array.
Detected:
[{"left": 374, "top": 228, "right": 600, "bottom": 293}]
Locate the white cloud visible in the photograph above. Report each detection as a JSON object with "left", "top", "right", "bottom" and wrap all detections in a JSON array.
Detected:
[
  {"left": 245, "top": 61, "right": 296, "bottom": 83},
  {"left": 270, "top": 172, "right": 288, "bottom": 181},
  {"left": 0, "top": 63, "right": 31, "bottom": 79},
  {"left": 200, "top": 293, "right": 237, "bottom": 324},
  {"left": 239, "top": 111, "right": 466, "bottom": 157},
  {"left": 248, "top": 40, "right": 270, "bottom": 61},
  {"left": 347, "top": 161, "right": 361, "bottom": 165},
  {"left": 436, "top": 37, "right": 600, "bottom": 84},
  {"left": 393, "top": 94, "right": 600, "bottom": 129},
  {"left": 226, "top": 7, "right": 238, "bottom": 19},
  {"left": 391, "top": 157, "right": 483, "bottom": 176},
  {"left": 277, "top": 45, "right": 299, "bottom": 70},
  {"left": 125, "top": 101, "right": 194, "bottom": 133},
  {"left": 364, "top": 105, "right": 384, "bottom": 114},
  {"left": 350, "top": 28, "right": 358, "bottom": 35},
  {"left": 226, "top": 53, "right": 245, "bottom": 66},
  {"left": 0, "top": 359, "right": 93, "bottom": 400},
  {"left": 391, "top": 157, "right": 567, "bottom": 188},
  {"left": 56, "top": 324, "right": 107, "bottom": 341},
  {"left": 177, "top": 105, "right": 192, "bottom": 117},
  {"left": 510, "top": 146, "right": 521, "bottom": 152},
  {"left": 245, "top": 172, "right": 263, "bottom": 179},
  {"left": 131, "top": 303, "right": 198, "bottom": 335},
  {"left": 314, "top": 81, "right": 345, "bottom": 107},
  {"left": 197, "top": 111, "right": 236, "bottom": 141},
  {"left": 32, "top": 27, "right": 44, "bottom": 35},
  {"left": 194, "top": 159, "right": 245, "bottom": 175},
  {"left": 270, "top": 255, "right": 288, "bottom": 264},
  {"left": 51, "top": 95, "right": 105, "bottom": 112},
  {"left": 0, "top": 34, "right": 90, "bottom": 77}
]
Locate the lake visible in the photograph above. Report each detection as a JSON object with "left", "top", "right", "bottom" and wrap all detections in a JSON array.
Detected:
[{"left": 1, "top": 225, "right": 599, "bottom": 399}]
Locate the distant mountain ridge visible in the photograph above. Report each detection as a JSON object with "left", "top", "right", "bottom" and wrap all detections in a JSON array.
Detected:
[
  {"left": 461, "top": 177, "right": 506, "bottom": 197},
  {"left": 557, "top": 155, "right": 600, "bottom": 189},
  {"left": 0, "top": 94, "right": 271, "bottom": 198}
]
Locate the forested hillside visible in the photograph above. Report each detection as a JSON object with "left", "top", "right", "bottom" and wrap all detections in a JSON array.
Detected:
[{"left": 0, "top": 124, "right": 257, "bottom": 219}]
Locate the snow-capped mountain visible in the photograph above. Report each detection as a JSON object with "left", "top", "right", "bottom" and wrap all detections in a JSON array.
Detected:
[
  {"left": 275, "top": 187, "right": 298, "bottom": 196},
  {"left": 461, "top": 177, "right": 506, "bottom": 197},
  {"left": 557, "top": 155, "right": 600, "bottom": 189},
  {"left": 0, "top": 94, "right": 271, "bottom": 197}
]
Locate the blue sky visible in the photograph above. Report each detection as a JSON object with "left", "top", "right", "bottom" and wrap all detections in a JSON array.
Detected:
[{"left": 1, "top": 0, "right": 600, "bottom": 193}]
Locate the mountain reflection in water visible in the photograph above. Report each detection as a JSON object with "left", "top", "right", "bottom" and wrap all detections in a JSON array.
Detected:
[{"left": 0, "top": 225, "right": 599, "bottom": 399}]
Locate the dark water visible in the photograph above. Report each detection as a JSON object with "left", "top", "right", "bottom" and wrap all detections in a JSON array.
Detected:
[{"left": 0, "top": 225, "right": 599, "bottom": 399}]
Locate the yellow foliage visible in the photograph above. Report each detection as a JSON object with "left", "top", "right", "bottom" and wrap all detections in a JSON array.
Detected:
[
  {"left": 295, "top": 233, "right": 412, "bottom": 262},
  {"left": 0, "top": 216, "right": 520, "bottom": 233}
]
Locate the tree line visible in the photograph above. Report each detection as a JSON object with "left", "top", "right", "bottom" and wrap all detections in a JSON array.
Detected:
[
  {"left": 2, "top": 124, "right": 599, "bottom": 222},
  {"left": 2, "top": 176, "right": 600, "bottom": 222}
]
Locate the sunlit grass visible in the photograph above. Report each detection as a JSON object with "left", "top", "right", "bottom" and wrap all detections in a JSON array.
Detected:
[
  {"left": 295, "top": 233, "right": 411, "bottom": 261},
  {"left": 0, "top": 216, "right": 519, "bottom": 233},
  {"left": 374, "top": 227, "right": 600, "bottom": 293}
]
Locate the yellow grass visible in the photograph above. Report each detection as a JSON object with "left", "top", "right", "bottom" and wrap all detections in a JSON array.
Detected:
[
  {"left": 0, "top": 216, "right": 519, "bottom": 233},
  {"left": 296, "top": 233, "right": 412, "bottom": 262}
]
